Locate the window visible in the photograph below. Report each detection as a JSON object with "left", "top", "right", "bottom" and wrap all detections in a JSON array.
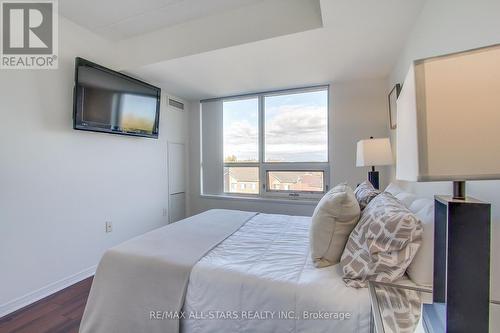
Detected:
[
  {"left": 222, "top": 98, "right": 260, "bottom": 195},
  {"left": 223, "top": 98, "right": 259, "bottom": 163},
  {"left": 221, "top": 86, "right": 329, "bottom": 199},
  {"left": 224, "top": 166, "right": 259, "bottom": 194},
  {"left": 267, "top": 171, "right": 325, "bottom": 193},
  {"left": 264, "top": 90, "right": 328, "bottom": 162}
]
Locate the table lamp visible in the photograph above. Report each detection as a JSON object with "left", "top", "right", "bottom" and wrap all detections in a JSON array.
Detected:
[
  {"left": 356, "top": 137, "right": 393, "bottom": 189},
  {"left": 396, "top": 44, "right": 499, "bottom": 333}
]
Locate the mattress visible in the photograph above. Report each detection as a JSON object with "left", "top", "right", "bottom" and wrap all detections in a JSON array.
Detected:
[{"left": 182, "top": 213, "right": 370, "bottom": 333}]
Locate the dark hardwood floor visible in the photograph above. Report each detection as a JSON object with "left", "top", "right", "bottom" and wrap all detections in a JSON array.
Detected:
[{"left": 0, "top": 277, "right": 93, "bottom": 333}]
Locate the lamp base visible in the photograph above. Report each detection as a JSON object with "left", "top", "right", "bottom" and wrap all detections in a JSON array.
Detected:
[
  {"left": 368, "top": 171, "right": 379, "bottom": 189},
  {"left": 432, "top": 195, "right": 490, "bottom": 333},
  {"left": 453, "top": 180, "right": 466, "bottom": 199}
]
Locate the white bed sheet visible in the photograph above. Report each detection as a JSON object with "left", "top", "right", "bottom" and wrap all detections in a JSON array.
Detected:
[{"left": 182, "top": 213, "right": 370, "bottom": 333}]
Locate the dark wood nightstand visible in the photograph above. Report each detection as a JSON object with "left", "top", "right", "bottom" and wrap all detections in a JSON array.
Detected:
[{"left": 368, "top": 281, "right": 433, "bottom": 333}]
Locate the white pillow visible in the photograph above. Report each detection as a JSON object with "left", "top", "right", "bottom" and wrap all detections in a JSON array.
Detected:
[
  {"left": 310, "top": 183, "right": 360, "bottom": 268},
  {"left": 394, "top": 192, "right": 418, "bottom": 208},
  {"left": 385, "top": 182, "right": 404, "bottom": 196},
  {"left": 385, "top": 183, "right": 435, "bottom": 287},
  {"left": 407, "top": 198, "right": 434, "bottom": 287}
]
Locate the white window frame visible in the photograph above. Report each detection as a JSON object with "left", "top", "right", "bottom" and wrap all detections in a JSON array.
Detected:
[{"left": 222, "top": 85, "right": 330, "bottom": 200}]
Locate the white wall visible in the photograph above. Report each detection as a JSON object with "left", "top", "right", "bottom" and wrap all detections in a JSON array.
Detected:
[
  {"left": 331, "top": 80, "right": 391, "bottom": 189},
  {"left": 0, "top": 17, "right": 188, "bottom": 316},
  {"left": 188, "top": 79, "right": 390, "bottom": 216},
  {"left": 387, "top": 0, "right": 500, "bottom": 328}
]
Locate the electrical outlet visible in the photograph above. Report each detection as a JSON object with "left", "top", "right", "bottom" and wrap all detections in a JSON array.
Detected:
[
  {"left": 105, "top": 221, "right": 112, "bottom": 233},
  {"left": 163, "top": 208, "right": 168, "bottom": 217}
]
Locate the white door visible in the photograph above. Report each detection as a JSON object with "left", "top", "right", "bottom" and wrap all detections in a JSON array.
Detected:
[{"left": 168, "top": 142, "right": 186, "bottom": 223}]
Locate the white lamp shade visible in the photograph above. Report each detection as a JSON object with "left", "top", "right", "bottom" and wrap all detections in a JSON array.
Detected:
[
  {"left": 396, "top": 44, "right": 500, "bottom": 182},
  {"left": 356, "top": 138, "right": 393, "bottom": 167}
]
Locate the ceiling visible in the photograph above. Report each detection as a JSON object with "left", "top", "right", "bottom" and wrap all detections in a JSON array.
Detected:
[
  {"left": 130, "top": 0, "right": 426, "bottom": 100},
  {"left": 59, "top": 0, "right": 264, "bottom": 40},
  {"left": 60, "top": 0, "right": 427, "bottom": 100}
]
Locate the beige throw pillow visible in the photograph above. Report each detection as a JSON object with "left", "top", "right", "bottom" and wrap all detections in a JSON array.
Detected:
[
  {"left": 310, "top": 183, "right": 361, "bottom": 268},
  {"left": 340, "top": 192, "right": 423, "bottom": 287}
]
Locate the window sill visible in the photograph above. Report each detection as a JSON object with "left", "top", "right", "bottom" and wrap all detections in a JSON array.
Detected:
[{"left": 199, "top": 194, "right": 320, "bottom": 206}]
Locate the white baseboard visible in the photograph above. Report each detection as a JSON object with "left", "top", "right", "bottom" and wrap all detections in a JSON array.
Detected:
[{"left": 0, "top": 265, "right": 97, "bottom": 318}]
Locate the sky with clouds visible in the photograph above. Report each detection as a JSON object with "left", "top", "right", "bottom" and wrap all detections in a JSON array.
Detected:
[{"left": 223, "top": 90, "right": 328, "bottom": 162}]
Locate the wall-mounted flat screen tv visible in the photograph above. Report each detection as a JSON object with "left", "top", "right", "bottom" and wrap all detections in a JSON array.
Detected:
[{"left": 73, "top": 57, "right": 161, "bottom": 138}]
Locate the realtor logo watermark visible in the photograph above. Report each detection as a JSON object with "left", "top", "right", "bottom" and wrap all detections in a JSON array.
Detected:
[{"left": 1, "top": 0, "right": 58, "bottom": 69}]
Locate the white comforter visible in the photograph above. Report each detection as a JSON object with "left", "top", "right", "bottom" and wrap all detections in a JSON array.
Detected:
[
  {"left": 80, "top": 209, "right": 257, "bottom": 333},
  {"left": 182, "top": 213, "right": 370, "bottom": 333}
]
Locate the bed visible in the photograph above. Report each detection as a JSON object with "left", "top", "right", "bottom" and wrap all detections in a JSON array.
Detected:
[
  {"left": 182, "top": 212, "right": 370, "bottom": 333},
  {"left": 80, "top": 183, "right": 430, "bottom": 333},
  {"left": 79, "top": 210, "right": 371, "bottom": 333}
]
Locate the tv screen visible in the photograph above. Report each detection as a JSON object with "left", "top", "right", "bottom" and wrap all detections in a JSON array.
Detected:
[{"left": 73, "top": 57, "right": 161, "bottom": 138}]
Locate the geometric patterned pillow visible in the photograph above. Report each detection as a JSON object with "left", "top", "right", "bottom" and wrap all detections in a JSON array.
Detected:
[
  {"left": 377, "top": 284, "right": 423, "bottom": 333},
  {"left": 340, "top": 192, "right": 423, "bottom": 288},
  {"left": 354, "top": 181, "right": 381, "bottom": 211}
]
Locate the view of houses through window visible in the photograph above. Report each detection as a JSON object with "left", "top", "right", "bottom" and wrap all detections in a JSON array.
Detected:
[
  {"left": 224, "top": 167, "right": 259, "bottom": 194},
  {"left": 223, "top": 87, "right": 329, "bottom": 197},
  {"left": 223, "top": 168, "right": 324, "bottom": 195},
  {"left": 267, "top": 171, "right": 324, "bottom": 193}
]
